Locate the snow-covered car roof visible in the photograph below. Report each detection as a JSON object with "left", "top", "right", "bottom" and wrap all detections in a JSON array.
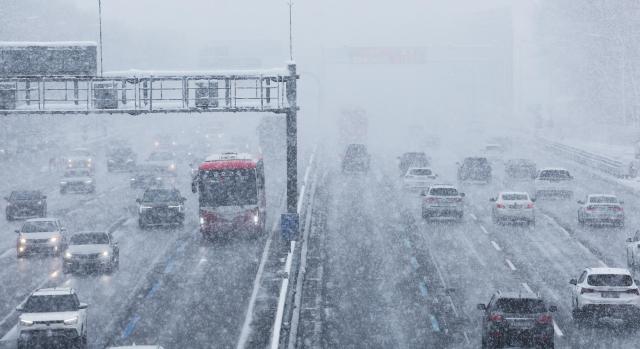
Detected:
[
  {"left": 107, "top": 346, "right": 164, "bottom": 349},
  {"left": 587, "top": 194, "right": 618, "bottom": 199},
  {"left": 499, "top": 191, "right": 529, "bottom": 197},
  {"left": 24, "top": 218, "right": 57, "bottom": 223},
  {"left": 539, "top": 167, "right": 569, "bottom": 172},
  {"left": 428, "top": 184, "right": 457, "bottom": 189},
  {"left": 33, "top": 287, "right": 75, "bottom": 296},
  {"left": 586, "top": 267, "right": 631, "bottom": 275}
]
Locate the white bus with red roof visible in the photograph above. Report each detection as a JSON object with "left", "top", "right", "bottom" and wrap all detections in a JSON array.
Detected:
[{"left": 191, "top": 152, "right": 266, "bottom": 239}]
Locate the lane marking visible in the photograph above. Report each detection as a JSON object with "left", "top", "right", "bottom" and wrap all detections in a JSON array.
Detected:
[
  {"left": 491, "top": 241, "right": 502, "bottom": 251},
  {"left": 480, "top": 225, "right": 489, "bottom": 235},
  {"left": 0, "top": 248, "right": 13, "bottom": 259},
  {"left": 522, "top": 282, "right": 533, "bottom": 293},
  {"left": 469, "top": 213, "right": 477, "bottom": 221},
  {"left": 418, "top": 281, "right": 429, "bottom": 297},
  {"left": 505, "top": 259, "right": 516, "bottom": 271},
  {"left": 145, "top": 281, "right": 161, "bottom": 299},
  {"left": 410, "top": 256, "right": 420, "bottom": 271},
  {"left": 543, "top": 214, "right": 608, "bottom": 267},
  {"left": 429, "top": 315, "right": 440, "bottom": 332},
  {"left": 403, "top": 239, "right": 412, "bottom": 249},
  {"left": 120, "top": 314, "right": 141, "bottom": 339},
  {"left": 553, "top": 320, "right": 564, "bottom": 337}
]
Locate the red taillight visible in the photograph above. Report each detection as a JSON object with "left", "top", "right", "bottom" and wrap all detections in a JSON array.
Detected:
[
  {"left": 581, "top": 288, "right": 595, "bottom": 294},
  {"left": 496, "top": 204, "right": 505, "bottom": 209},
  {"left": 454, "top": 197, "right": 462, "bottom": 202},
  {"left": 537, "top": 314, "right": 553, "bottom": 324},
  {"left": 586, "top": 206, "right": 595, "bottom": 211},
  {"left": 626, "top": 288, "right": 639, "bottom": 295},
  {"left": 489, "top": 313, "right": 504, "bottom": 322},
  {"left": 527, "top": 203, "right": 534, "bottom": 209},
  {"left": 614, "top": 206, "right": 624, "bottom": 212}
]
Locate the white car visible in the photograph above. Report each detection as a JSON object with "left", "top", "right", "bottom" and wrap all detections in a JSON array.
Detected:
[
  {"left": 60, "top": 168, "right": 96, "bottom": 194},
  {"left": 402, "top": 167, "right": 437, "bottom": 190},
  {"left": 570, "top": 267, "right": 640, "bottom": 322},
  {"left": 16, "top": 218, "right": 66, "bottom": 258},
  {"left": 577, "top": 194, "right": 624, "bottom": 227},
  {"left": 534, "top": 168, "right": 574, "bottom": 199},
  {"left": 421, "top": 184, "right": 465, "bottom": 221},
  {"left": 63, "top": 231, "right": 120, "bottom": 274},
  {"left": 16, "top": 287, "right": 89, "bottom": 349},
  {"left": 490, "top": 191, "right": 535, "bottom": 226}
]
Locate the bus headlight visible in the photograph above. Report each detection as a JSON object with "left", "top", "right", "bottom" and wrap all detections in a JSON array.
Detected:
[
  {"left": 199, "top": 217, "right": 205, "bottom": 226},
  {"left": 253, "top": 214, "right": 259, "bottom": 225}
]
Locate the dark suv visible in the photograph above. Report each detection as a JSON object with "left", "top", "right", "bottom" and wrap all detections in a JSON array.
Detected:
[
  {"left": 398, "top": 152, "right": 430, "bottom": 175},
  {"left": 505, "top": 159, "right": 537, "bottom": 180},
  {"left": 5, "top": 191, "right": 47, "bottom": 221},
  {"left": 478, "top": 291, "right": 556, "bottom": 349},
  {"left": 342, "top": 143, "right": 370, "bottom": 173},
  {"left": 458, "top": 157, "right": 492, "bottom": 183},
  {"left": 137, "top": 188, "right": 186, "bottom": 228}
]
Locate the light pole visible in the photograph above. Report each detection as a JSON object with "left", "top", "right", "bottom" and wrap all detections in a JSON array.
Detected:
[
  {"left": 287, "top": 1, "right": 293, "bottom": 61},
  {"left": 98, "top": 0, "right": 104, "bottom": 76}
]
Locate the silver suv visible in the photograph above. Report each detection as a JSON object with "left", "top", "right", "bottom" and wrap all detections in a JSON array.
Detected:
[{"left": 16, "top": 287, "right": 89, "bottom": 349}]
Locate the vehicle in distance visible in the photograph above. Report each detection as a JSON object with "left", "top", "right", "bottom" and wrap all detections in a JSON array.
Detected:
[
  {"left": 60, "top": 168, "right": 95, "bottom": 194},
  {"left": 626, "top": 231, "right": 640, "bottom": 269},
  {"left": 477, "top": 291, "right": 556, "bottom": 349},
  {"left": 421, "top": 184, "right": 465, "bottom": 221},
  {"left": 342, "top": 143, "right": 370, "bottom": 173},
  {"left": 490, "top": 192, "right": 535, "bottom": 226},
  {"left": 63, "top": 231, "right": 119, "bottom": 274},
  {"left": 107, "top": 346, "right": 164, "bottom": 349},
  {"left": 535, "top": 168, "right": 574, "bottom": 199},
  {"left": 505, "top": 159, "right": 537, "bottom": 181},
  {"left": 5, "top": 190, "right": 47, "bottom": 221},
  {"left": 146, "top": 151, "right": 177, "bottom": 176},
  {"left": 192, "top": 152, "right": 266, "bottom": 239},
  {"left": 483, "top": 143, "right": 505, "bottom": 162},
  {"left": 570, "top": 267, "right": 640, "bottom": 323},
  {"left": 16, "top": 287, "right": 89, "bottom": 349},
  {"left": 137, "top": 188, "right": 186, "bottom": 228},
  {"left": 66, "top": 148, "right": 94, "bottom": 171},
  {"left": 130, "top": 165, "right": 164, "bottom": 189},
  {"left": 107, "top": 146, "right": 136, "bottom": 172},
  {"left": 577, "top": 194, "right": 624, "bottom": 227},
  {"left": 398, "top": 152, "right": 430, "bottom": 175},
  {"left": 457, "top": 157, "right": 492, "bottom": 184},
  {"left": 402, "top": 167, "right": 437, "bottom": 191},
  {"left": 16, "top": 218, "right": 66, "bottom": 258}
]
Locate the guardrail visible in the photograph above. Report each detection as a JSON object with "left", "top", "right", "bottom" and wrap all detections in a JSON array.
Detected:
[{"left": 540, "top": 138, "right": 637, "bottom": 178}]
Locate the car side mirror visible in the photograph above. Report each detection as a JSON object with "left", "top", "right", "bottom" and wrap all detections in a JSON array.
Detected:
[
  {"left": 420, "top": 191, "right": 426, "bottom": 197},
  {"left": 476, "top": 303, "right": 486, "bottom": 310},
  {"left": 577, "top": 200, "right": 584, "bottom": 205},
  {"left": 42, "top": 195, "right": 47, "bottom": 199},
  {"left": 15, "top": 305, "right": 23, "bottom": 312},
  {"left": 569, "top": 279, "right": 577, "bottom": 285},
  {"left": 460, "top": 193, "right": 466, "bottom": 198},
  {"left": 489, "top": 198, "right": 496, "bottom": 202},
  {"left": 627, "top": 238, "right": 633, "bottom": 243},
  {"left": 15, "top": 230, "right": 19, "bottom": 234},
  {"left": 78, "top": 303, "right": 89, "bottom": 310},
  {"left": 182, "top": 197, "right": 187, "bottom": 202},
  {"left": 136, "top": 198, "right": 141, "bottom": 204},
  {"left": 531, "top": 198, "right": 536, "bottom": 202},
  {"left": 549, "top": 305, "right": 557, "bottom": 312},
  {"left": 61, "top": 227, "right": 66, "bottom": 231}
]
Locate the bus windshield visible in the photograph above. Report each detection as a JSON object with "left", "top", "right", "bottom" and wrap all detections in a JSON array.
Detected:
[{"left": 198, "top": 169, "right": 258, "bottom": 207}]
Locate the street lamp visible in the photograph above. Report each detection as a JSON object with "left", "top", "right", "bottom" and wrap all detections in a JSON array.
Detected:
[{"left": 98, "top": 0, "right": 104, "bottom": 76}]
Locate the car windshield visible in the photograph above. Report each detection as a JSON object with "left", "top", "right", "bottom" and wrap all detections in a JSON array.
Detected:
[
  {"left": 65, "top": 170, "right": 90, "bottom": 177},
  {"left": 495, "top": 298, "right": 546, "bottom": 313},
  {"left": 587, "top": 274, "right": 633, "bottom": 286},
  {"left": 464, "top": 158, "right": 489, "bottom": 167},
  {"left": 142, "top": 190, "right": 180, "bottom": 202},
  {"left": 110, "top": 148, "right": 133, "bottom": 156},
  {"left": 22, "top": 221, "right": 57, "bottom": 233},
  {"left": 539, "top": 170, "right": 571, "bottom": 180},
  {"left": 149, "top": 152, "right": 174, "bottom": 161},
  {"left": 199, "top": 169, "right": 258, "bottom": 206},
  {"left": 70, "top": 233, "right": 109, "bottom": 245},
  {"left": 430, "top": 188, "right": 458, "bottom": 196},
  {"left": 346, "top": 145, "right": 367, "bottom": 156},
  {"left": 590, "top": 196, "right": 618, "bottom": 204},
  {"left": 409, "top": 169, "right": 432, "bottom": 176},
  {"left": 23, "top": 295, "right": 78, "bottom": 313},
  {"left": 502, "top": 194, "right": 528, "bottom": 201},
  {"left": 11, "top": 191, "right": 39, "bottom": 200}
]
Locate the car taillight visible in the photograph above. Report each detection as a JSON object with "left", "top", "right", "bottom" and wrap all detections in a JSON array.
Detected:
[
  {"left": 586, "top": 206, "right": 595, "bottom": 211},
  {"left": 614, "top": 206, "right": 624, "bottom": 212},
  {"left": 581, "top": 288, "right": 595, "bottom": 294},
  {"left": 489, "top": 313, "right": 503, "bottom": 322},
  {"left": 496, "top": 204, "right": 505, "bottom": 209},
  {"left": 537, "top": 314, "right": 553, "bottom": 324},
  {"left": 527, "top": 203, "right": 534, "bottom": 209},
  {"left": 626, "top": 288, "right": 639, "bottom": 295},
  {"left": 454, "top": 197, "right": 462, "bottom": 202}
]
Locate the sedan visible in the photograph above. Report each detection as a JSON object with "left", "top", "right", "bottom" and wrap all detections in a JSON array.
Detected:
[
  {"left": 63, "top": 231, "right": 119, "bottom": 274},
  {"left": 490, "top": 191, "right": 535, "bottom": 226},
  {"left": 577, "top": 194, "right": 624, "bottom": 227}
]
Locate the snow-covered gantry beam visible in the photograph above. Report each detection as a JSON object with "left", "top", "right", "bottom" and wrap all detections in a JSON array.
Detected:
[{"left": 0, "top": 65, "right": 298, "bottom": 115}]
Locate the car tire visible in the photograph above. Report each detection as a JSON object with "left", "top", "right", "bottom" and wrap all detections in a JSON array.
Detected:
[
  {"left": 618, "top": 220, "right": 625, "bottom": 228},
  {"left": 80, "top": 334, "right": 87, "bottom": 349}
]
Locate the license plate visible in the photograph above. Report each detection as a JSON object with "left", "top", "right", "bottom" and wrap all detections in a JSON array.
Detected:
[
  {"left": 602, "top": 292, "right": 620, "bottom": 298},
  {"left": 510, "top": 320, "right": 532, "bottom": 328},
  {"left": 509, "top": 205, "right": 522, "bottom": 209}
]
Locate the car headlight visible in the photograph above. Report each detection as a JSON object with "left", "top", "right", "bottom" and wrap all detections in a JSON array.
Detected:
[
  {"left": 37, "top": 200, "right": 42, "bottom": 205},
  {"left": 63, "top": 317, "right": 78, "bottom": 325},
  {"left": 169, "top": 164, "right": 176, "bottom": 170},
  {"left": 20, "top": 238, "right": 27, "bottom": 244},
  {"left": 60, "top": 181, "right": 67, "bottom": 185},
  {"left": 50, "top": 236, "right": 58, "bottom": 243},
  {"left": 130, "top": 178, "right": 136, "bottom": 181},
  {"left": 199, "top": 217, "right": 205, "bottom": 225},
  {"left": 85, "top": 180, "right": 93, "bottom": 184},
  {"left": 253, "top": 214, "right": 259, "bottom": 225},
  {"left": 64, "top": 251, "right": 73, "bottom": 259},
  {"left": 101, "top": 250, "right": 109, "bottom": 258},
  {"left": 20, "top": 319, "right": 34, "bottom": 327}
]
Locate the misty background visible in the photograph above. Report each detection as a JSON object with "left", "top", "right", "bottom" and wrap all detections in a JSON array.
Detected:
[{"left": 1, "top": 0, "right": 639, "bottom": 147}]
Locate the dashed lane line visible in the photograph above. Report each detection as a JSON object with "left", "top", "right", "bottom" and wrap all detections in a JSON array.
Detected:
[
  {"left": 522, "top": 282, "right": 533, "bottom": 293},
  {"left": 505, "top": 259, "right": 516, "bottom": 271},
  {"left": 490, "top": 241, "right": 502, "bottom": 251},
  {"left": 543, "top": 214, "right": 607, "bottom": 267},
  {"left": 480, "top": 225, "right": 489, "bottom": 235},
  {"left": 469, "top": 213, "right": 477, "bottom": 221}
]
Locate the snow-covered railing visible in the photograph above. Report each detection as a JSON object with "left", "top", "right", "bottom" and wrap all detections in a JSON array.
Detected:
[
  {"left": 0, "top": 65, "right": 297, "bottom": 115},
  {"left": 540, "top": 138, "right": 638, "bottom": 178}
]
